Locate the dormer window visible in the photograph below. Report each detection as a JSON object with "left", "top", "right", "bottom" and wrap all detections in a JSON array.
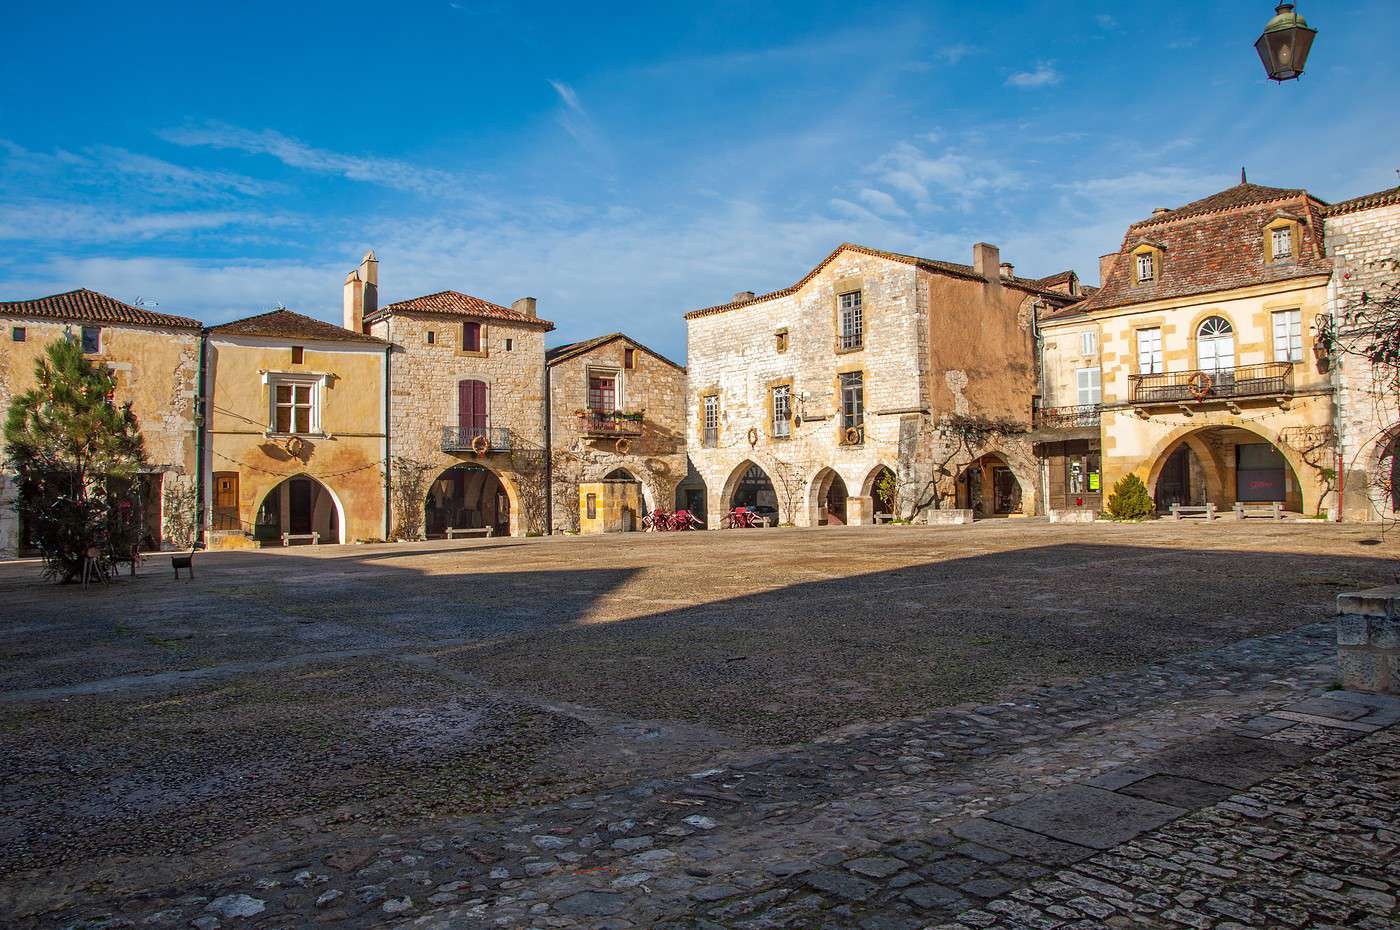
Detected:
[
  {"left": 1265, "top": 217, "right": 1301, "bottom": 264},
  {"left": 1136, "top": 253, "right": 1154, "bottom": 282},
  {"left": 1271, "top": 226, "right": 1292, "bottom": 258}
]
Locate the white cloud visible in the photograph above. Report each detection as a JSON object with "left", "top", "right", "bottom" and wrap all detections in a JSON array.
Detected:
[
  {"left": 865, "top": 141, "right": 1026, "bottom": 209},
  {"left": 96, "top": 147, "right": 284, "bottom": 198},
  {"left": 548, "top": 79, "right": 584, "bottom": 114},
  {"left": 158, "top": 122, "right": 460, "bottom": 196},
  {"left": 1095, "top": 14, "right": 1118, "bottom": 30},
  {"left": 1005, "top": 62, "right": 1062, "bottom": 89},
  {"left": 858, "top": 187, "right": 908, "bottom": 218},
  {"left": 0, "top": 201, "right": 291, "bottom": 243}
]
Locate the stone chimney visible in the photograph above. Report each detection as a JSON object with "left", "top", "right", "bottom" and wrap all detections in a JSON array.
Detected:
[
  {"left": 1152, "top": 207, "right": 1171, "bottom": 217},
  {"left": 342, "top": 250, "right": 378, "bottom": 332},
  {"left": 732, "top": 290, "right": 756, "bottom": 302},
  {"left": 1099, "top": 252, "right": 1118, "bottom": 286},
  {"left": 973, "top": 243, "right": 1001, "bottom": 284},
  {"left": 999, "top": 262, "right": 1015, "bottom": 280},
  {"left": 512, "top": 297, "right": 537, "bottom": 318}
]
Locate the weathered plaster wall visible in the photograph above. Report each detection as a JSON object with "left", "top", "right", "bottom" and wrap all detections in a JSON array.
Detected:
[
  {"left": 205, "top": 338, "right": 386, "bottom": 544},
  {"left": 0, "top": 318, "right": 199, "bottom": 555},
  {"left": 547, "top": 338, "right": 687, "bottom": 532},
  {"left": 1325, "top": 201, "right": 1400, "bottom": 521},
  {"left": 370, "top": 311, "right": 548, "bottom": 536}
]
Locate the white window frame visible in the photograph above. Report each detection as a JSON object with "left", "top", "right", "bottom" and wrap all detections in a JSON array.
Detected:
[
  {"left": 267, "top": 373, "right": 323, "bottom": 436},
  {"left": 838, "top": 291, "right": 863, "bottom": 350},
  {"left": 702, "top": 394, "right": 720, "bottom": 447},
  {"left": 1076, "top": 366, "right": 1102, "bottom": 406},
  {"left": 1272, "top": 309, "right": 1303, "bottom": 362},
  {"left": 1136, "top": 253, "right": 1154, "bottom": 282},
  {"left": 586, "top": 366, "right": 623, "bottom": 413},
  {"left": 1136, "top": 327, "right": 1163, "bottom": 375},
  {"left": 772, "top": 384, "right": 792, "bottom": 438},
  {"left": 1080, "top": 331, "right": 1098, "bottom": 356},
  {"left": 1271, "top": 226, "right": 1293, "bottom": 261}
]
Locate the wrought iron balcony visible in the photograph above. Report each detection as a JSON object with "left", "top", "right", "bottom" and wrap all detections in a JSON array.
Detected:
[
  {"left": 1129, "top": 362, "right": 1293, "bottom": 406},
  {"left": 441, "top": 426, "right": 512, "bottom": 453},
  {"left": 578, "top": 410, "right": 644, "bottom": 438},
  {"left": 1033, "top": 404, "right": 1102, "bottom": 430}
]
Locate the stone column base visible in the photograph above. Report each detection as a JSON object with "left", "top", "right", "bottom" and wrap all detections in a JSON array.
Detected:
[
  {"left": 1337, "top": 586, "right": 1400, "bottom": 694},
  {"left": 924, "top": 508, "right": 974, "bottom": 525},
  {"left": 1049, "top": 509, "right": 1098, "bottom": 523}
]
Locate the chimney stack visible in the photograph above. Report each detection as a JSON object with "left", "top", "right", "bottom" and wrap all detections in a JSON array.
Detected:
[
  {"left": 1099, "top": 252, "right": 1118, "bottom": 287},
  {"left": 999, "top": 262, "right": 1015, "bottom": 280},
  {"left": 732, "top": 290, "right": 756, "bottom": 302},
  {"left": 973, "top": 242, "right": 1001, "bottom": 284},
  {"left": 512, "top": 297, "right": 537, "bottom": 318},
  {"left": 1151, "top": 207, "right": 1171, "bottom": 217},
  {"left": 342, "top": 249, "right": 378, "bottom": 333}
]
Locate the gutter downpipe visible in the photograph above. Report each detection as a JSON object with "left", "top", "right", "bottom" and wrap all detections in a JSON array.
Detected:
[
  {"left": 194, "top": 330, "right": 208, "bottom": 542},
  {"left": 383, "top": 318, "right": 393, "bottom": 540},
  {"left": 544, "top": 360, "right": 553, "bottom": 534}
]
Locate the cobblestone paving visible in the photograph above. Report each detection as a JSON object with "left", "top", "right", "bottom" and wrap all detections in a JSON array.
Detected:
[{"left": 34, "top": 620, "right": 1395, "bottom": 930}]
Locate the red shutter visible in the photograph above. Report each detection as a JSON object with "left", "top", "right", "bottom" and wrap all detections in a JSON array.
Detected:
[{"left": 459, "top": 380, "right": 487, "bottom": 431}]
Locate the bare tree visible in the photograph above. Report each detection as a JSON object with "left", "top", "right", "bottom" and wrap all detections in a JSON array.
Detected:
[
  {"left": 892, "top": 413, "right": 1026, "bottom": 518},
  {"left": 389, "top": 456, "right": 435, "bottom": 541},
  {"left": 759, "top": 451, "right": 808, "bottom": 525}
]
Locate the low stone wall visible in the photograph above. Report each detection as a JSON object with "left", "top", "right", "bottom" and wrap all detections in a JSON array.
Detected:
[
  {"left": 1048, "top": 509, "right": 1097, "bottom": 523},
  {"left": 1337, "top": 585, "right": 1400, "bottom": 694},
  {"left": 924, "top": 508, "right": 973, "bottom": 525}
]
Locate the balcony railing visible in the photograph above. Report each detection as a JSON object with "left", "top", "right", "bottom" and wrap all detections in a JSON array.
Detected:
[
  {"left": 441, "top": 426, "right": 512, "bottom": 453},
  {"left": 579, "top": 410, "right": 644, "bottom": 437},
  {"left": 1033, "top": 404, "right": 1102, "bottom": 430},
  {"left": 1129, "top": 362, "right": 1293, "bottom": 405}
]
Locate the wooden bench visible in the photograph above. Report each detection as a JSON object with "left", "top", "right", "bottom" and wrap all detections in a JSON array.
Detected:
[
  {"left": 1233, "top": 501, "right": 1284, "bottom": 520},
  {"left": 446, "top": 527, "right": 495, "bottom": 539},
  {"left": 281, "top": 532, "right": 321, "bottom": 546},
  {"left": 1170, "top": 503, "right": 1218, "bottom": 521}
]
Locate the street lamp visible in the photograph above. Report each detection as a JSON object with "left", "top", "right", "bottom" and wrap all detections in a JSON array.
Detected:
[{"left": 1255, "top": 3, "right": 1317, "bottom": 82}]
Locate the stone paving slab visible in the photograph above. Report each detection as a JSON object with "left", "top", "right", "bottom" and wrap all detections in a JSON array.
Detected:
[
  {"left": 1146, "top": 731, "right": 1315, "bottom": 789},
  {"left": 948, "top": 820, "right": 1094, "bottom": 867},
  {"left": 985, "top": 785, "right": 1186, "bottom": 851},
  {"left": 1117, "top": 774, "right": 1239, "bottom": 809}
]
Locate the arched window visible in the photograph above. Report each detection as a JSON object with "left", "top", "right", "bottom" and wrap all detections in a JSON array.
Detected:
[{"left": 1197, "top": 316, "right": 1235, "bottom": 372}]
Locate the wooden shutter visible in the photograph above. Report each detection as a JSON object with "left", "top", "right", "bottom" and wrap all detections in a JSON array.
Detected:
[{"left": 459, "top": 379, "right": 487, "bottom": 431}]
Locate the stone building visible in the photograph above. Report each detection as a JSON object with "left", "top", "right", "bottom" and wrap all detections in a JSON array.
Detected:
[
  {"left": 0, "top": 289, "right": 202, "bottom": 556},
  {"left": 682, "top": 242, "right": 1076, "bottom": 527},
  {"left": 545, "top": 333, "right": 687, "bottom": 532},
  {"left": 203, "top": 309, "right": 389, "bottom": 547},
  {"left": 1323, "top": 185, "right": 1400, "bottom": 521},
  {"left": 357, "top": 255, "right": 555, "bottom": 537},
  {"left": 1038, "top": 181, "right": 1336, "bottom": 516}
]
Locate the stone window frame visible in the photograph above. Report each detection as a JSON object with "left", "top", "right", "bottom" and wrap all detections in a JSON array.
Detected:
[
  {"left": 80, "top": 325, "right": 102, "bottom": 354},
  {"left": 766, "top": 378, "right": 794, "bottom": 440},
  {"left": 1269, "top": 306, "right": 1304, "bottom": 364},
  {"left": 291, "top": 345, "right": 305, "bottom": 365},
  {"left": 775, "top": 328, "right": 789, "bottom": 354},
  {"left": 587, "top": 365, "right": 624, "bottom": 414},
  {"left": 833, "top": 280, "right": 865, "bottom": 354},
  {"left": 834, "top": 366, "right": 866, "bottom": 445},
  {"left": 265, "top": 371, "right": 327, "bottom": 438},
  {"left": 1264, "top": 216, "right": 1303, "bottom": 265},
  {"left": 1130, "top": 244, "right": 1162, "bottom": 284},
  {"left": 11, "top": 325, "right": 25, "bottom": 342},
  {"left": 426, "top": 330, "right": 436, "bottom": 345},
  {"left": 623, "top": 346, "right": 637, "bottom": 369},
  {"left": 457, "top": 319, "right": 488, "bottom": 358},
  {"left": 1133, "top": 323, "right": 1166, "bottom": 376}
]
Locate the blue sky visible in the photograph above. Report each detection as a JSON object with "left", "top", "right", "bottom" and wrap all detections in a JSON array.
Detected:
[{"left": 3, "top": 0, "right": 1397, "bottom": 359}]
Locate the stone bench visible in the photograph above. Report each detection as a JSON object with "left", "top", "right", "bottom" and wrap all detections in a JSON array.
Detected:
[
  {"left": 1337, "top": 586, "right": 1400, "bottom": 694},
  {"left": 1233, "top": 501, "right": 1283, "bottom": 520},
  {"left": 1170, "top": 503, "right": 1217, "bottom": 521},
  {"left": 1048, "top": 508, "right": 1097, "bottom": 524},
  {"left": 446, "top": 527, "right": 495, "bottom": 539},
  {"left": 924, "top": 508, "right": 974, "bottom": 525},
  {"left": 281, "top": 532, "right": 320, "bottom": 546}
]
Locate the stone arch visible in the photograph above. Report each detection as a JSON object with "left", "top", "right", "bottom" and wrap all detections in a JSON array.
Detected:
[
  {"left": 956, "top": 453, "right": 1027, "bottom": 517},
  {"left": 423, "top": 461, "right": 522, "bottom": 537},
  {"left": 1355, "top": 421, "right": 1400, "bottom": 519},
  {"left": 600, "top": 466, "right": 657, "bottom": 514},
  {"left": 807, "top": 467, "right": 851, "bottom": 526},
  {"left": 254, "top": 473, "right": 346, "bottom": 544},
  {"left": 1140, "top": 422, "right": 1310, "bottom": 513},
  {"left": 861, "top": 463, "right": 898, "bottom": 521},
  {"left": 720, "top": 460, "right": 777, "bottom": 514}
]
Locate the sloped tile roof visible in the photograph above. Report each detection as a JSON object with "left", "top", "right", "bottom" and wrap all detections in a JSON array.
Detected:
[
  {"left": 208, "top": 308, "right": 387, "bottom": 345},
  {"left": 1325, "top": 185, "right": 1400, "bottom": 217},
  {"left": 683, "top": 243, "right": 1077, "bottom": 320},
  {"left": 1062, "top": 184, "right": 1332, "bottom": 318},
  {"left": 0, "top": 288, "right": 201, "bottom": 329},
  {"left": 546, "top": 332, "right": 684, "bottom": 370},
  {"left": 366, "top": 290, "right": 555, "bottom": 331}
]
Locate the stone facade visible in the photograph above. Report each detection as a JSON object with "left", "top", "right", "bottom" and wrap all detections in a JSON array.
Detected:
[
  {"left": 0, "top": 309, "right": 201, "bottom": 556},
  {"left": 683, "top": 243, "right": 1069, "bottom": 527},
  {"left": 1323, "top": 192, "right": 1400, "bottom": 521},
  {"left": 1337, "top": 585, "right": 1400, "bottom": 694},
  {"left": 368, "top": 302, "right": 552, "bottom": 537},
  {"left": 546, "top": 335, "right": 687, "bottom": 533}
]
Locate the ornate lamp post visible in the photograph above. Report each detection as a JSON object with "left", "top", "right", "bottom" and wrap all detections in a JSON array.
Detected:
[{"left": 1255, "top": 3, "right": 1317, "bottom": 82}]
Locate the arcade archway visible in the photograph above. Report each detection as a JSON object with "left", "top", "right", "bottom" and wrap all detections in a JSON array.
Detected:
[
  {"left": 956, "top": 454, "right": 1024, "bottom": 517},
  {"left": 425, "top": 463, "right": 512, "bottom": 537},
  {"left": 809, "top": 467, "right": 850, "bottom": 525},
  {"left": 255, "top": 474, "right": 345, "bottom": 545},
  {"left": 1147, "top": 426, "right": 1302, "bottom": 513}
]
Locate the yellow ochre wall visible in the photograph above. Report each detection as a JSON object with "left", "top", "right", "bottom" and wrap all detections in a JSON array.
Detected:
[{"left": 206, "top": 338, "right": 387, "bottom": 544}]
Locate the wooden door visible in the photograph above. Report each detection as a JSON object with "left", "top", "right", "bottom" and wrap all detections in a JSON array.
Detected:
[{"left": 213, "top": 471, "right": 239, "bottom": 530}]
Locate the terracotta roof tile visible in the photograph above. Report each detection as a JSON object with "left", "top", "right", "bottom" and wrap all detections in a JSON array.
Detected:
[
  {"left": 1325, "top": 185, "right": 1400, "bottom": 217},
  {"left": 1067, "top": 186, "right": 1331, "bottom": 317},
  {"left": 0, "top": 288, "right": 201, "bottom": 329},
  {"left": 208, "top": 308, "right": 387, "bottom": 345},
  {"left": 684, "top": 243, "right": 1076, "bottom": 320},
  {"left": 1129, "top": 182, "right": 1314, "bottom": 228},
  {"left": 546, "top": 332, "right": 684, "bottom": 370},
  {"left": 367, "top": 290, "right": 555, "bottom": 331}
]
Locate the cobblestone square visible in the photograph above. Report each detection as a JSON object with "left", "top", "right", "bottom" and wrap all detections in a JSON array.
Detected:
[{"left": 1, "top": 519, "right": 1397, "bottom": 929}]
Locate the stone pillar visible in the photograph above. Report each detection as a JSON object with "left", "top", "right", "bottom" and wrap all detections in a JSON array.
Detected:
[
  {"left": 847, "top": 495, "right": 873, "bottom": 525},
  {"left": 1337, "top": 586, "right": 1400, "bottom": 694}
]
